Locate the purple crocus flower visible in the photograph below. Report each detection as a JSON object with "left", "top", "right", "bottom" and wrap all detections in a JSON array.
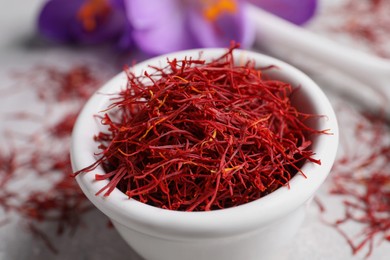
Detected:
[
  {"left": 127, "top": 0, "right": 317, "bottom": 54},
  {"left": 38, "top": 0, "right": 132, "bottom": 49},
  {"left": 37, "top": 0, "right": 317, "bottom": 54},
  {"left": 250, "top": 0, "right": 317, "bottom": 25}
]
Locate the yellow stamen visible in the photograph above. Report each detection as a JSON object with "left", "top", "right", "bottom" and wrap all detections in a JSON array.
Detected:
[
  {"left": 249, "top": 114, "right": 272, "bottom": 128},
  {"left": 139, "top": 117, "right": 167, "bottom": 140},
  {"left": 211, "top": 129, "right": 217, "bottom": 139},
  {"left": 202, "top": 0, "right": 237, "bottom": 22},
  {"left": 118, "top": 148, "right": 132, "bottom": 156},
  {"left": 157, "top": 95, "right": 168, "bottom": 109},
  {"left": 190, "top": 86, "right": 203, "bottom": 94},
  {"left": 77, "top": 0, "right": 111, "bottom": 32},
  {"left": 222, "top": 165, "right": 241, "bottom": 177},
  {"left": 223, "top": 165, "right": 240, "bottom": 172},
  {"left": 173, "top": 75, "right": 189, "bottom": 83}
]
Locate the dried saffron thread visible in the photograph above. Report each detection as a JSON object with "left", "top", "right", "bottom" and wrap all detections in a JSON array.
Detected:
[
  {"left": 0, "top": 114, "right": 93, "bottom": 253},
  {"left": 11, "top": 63, "right": 108, "bottom": 102},
  {"left": 0, "top": 148, "right": 17, "bottom": 189},
  {"left": 322, "top": 0, "right": 390, "bottom": 58},
  {"left": 320, "top": 105, "right": 390, "bottom": 258},
  {"left": 75, "top": 45, "right": 327, "bottom": 211},
  {"left": 0, "top": 63, "right": 114, "bottom": 254},
  {"left": 19, "top": 176, "right": 94, "bottom": 236}
]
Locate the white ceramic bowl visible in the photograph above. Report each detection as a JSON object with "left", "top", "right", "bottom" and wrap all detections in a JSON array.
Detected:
[{"left": 71, "top": 48, "right": 338, "bottom": 260}]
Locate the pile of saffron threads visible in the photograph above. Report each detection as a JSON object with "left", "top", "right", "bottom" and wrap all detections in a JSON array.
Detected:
[
  {"left": 323, "top": 106, "right": 390, "bottom": 258},
  {"left": 0, "top": 63, "right": 113, "bottom": 253},
  {"left": 76, "top": 47, "right": 326, "bottom": 211}
]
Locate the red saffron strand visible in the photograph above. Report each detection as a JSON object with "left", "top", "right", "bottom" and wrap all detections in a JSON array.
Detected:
[
  {"left": 75, "top": 46, "right": 326, "bottom": 211},
  {"left": 322, "top": 106, "right": 390, "bottom": 258},
  {"left": 1, "top": 62, "right": 113, "bottom": 254},
  {"left": 11, "top": 63, "right": 109, "bottom": 103},
  {"left": 323, "top": 0, "right": 390, "bottom": 58}
]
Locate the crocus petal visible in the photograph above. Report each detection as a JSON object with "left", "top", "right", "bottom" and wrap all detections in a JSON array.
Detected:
[
  {"left": 188, "top": 3, "right": 254, "bottom": 48},
  {"left": 116, "top": 25, "right": 133, "bottom": 50},
  {"left": 249, "top": 0, "right": 317, "bottom": 25},
  {"left": 125, "top": 0, "right": 177, "bottom": 30},
  {"left": 126, "top": 0, "right": 195, "bottom": 54},
  {"left": 38, "top": 0, "right": 131, "bottom": 46},
  {"left": 38, "top": 0, "right": 82, "bottom": 42},
  {"left": 71, "top": 3, "right": 129, "bottom": 45}
]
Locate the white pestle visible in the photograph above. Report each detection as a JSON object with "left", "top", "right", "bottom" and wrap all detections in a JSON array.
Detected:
[{"left": 247, "top": 5, "right": 390, "bottom": 113}]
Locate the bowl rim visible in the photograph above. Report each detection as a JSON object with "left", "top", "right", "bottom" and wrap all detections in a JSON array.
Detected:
[{"left": 70, "top": 48, "right": 339, "bottom": 239}]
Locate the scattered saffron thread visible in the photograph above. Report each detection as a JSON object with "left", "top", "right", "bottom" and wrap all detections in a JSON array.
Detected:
[
  {"left": 0, "top": 63, "right": 113, "bottom": 253},
  {"left": 319, "top": 105, "right": 390, "bottom": 258},
  {"left": 323, "top": 0, "right": 390, "bottom": 58},
  {"left": 11, "top": 64, "right": 104, "bottom": 102}
]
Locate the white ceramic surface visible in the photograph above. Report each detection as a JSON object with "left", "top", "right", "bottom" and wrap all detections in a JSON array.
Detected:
[
  {"left": 248, "top": 5, "right": 390, "bottom": 116},
  {"left": 70, "top": 48, "right": 339, "bottom": 260}
]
